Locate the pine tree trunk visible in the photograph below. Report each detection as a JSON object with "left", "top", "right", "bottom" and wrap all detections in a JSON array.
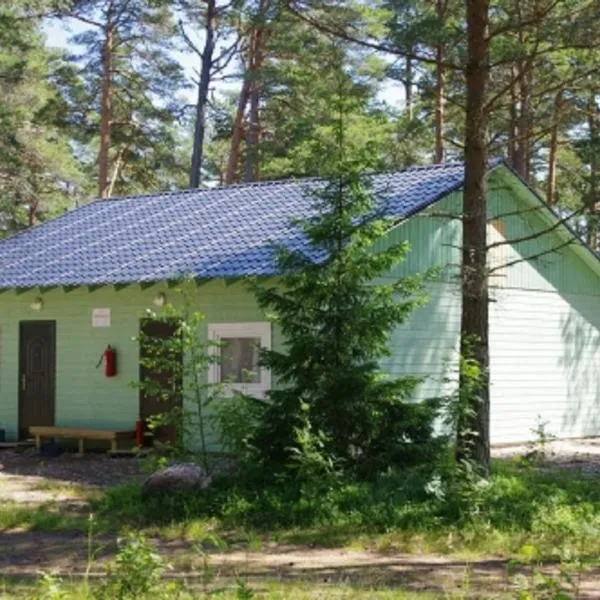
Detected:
[
  {"left": 523, "top": 69, "right": 533, "bottom": 182},
  {"left": 225, "top": 75, "right": 251, "bottom": 185},
  {"left": 243, "top": 0, "right": 268, "bottom": 182},
  {"left": 434, "top": 42, "right": 445, "bottom": 163},
  {"left": 588, "top": 92, "right": 599, "bottom": 250},
  {"left": 457, "top": 0, "right": 491, "bottom": 477},
  {"left": 405, "top": 54, "right": 413, "bottom": 120},
  {"left": 546, "top": 90, "right": 563, "bottom": 206},
  {"left": 243, "top": 79, "right": 261, "bottom": 182},
  {"left": 512, "top": 62, "right": 531, "bottom": 181},
  {"left": 434, "top": 0, "right": 446, "bottom": 163},
  {"left": 98, "top": 25, "right": 114, "bottom": 199},
  {"left": 190, "top": 0, "right": 216, "bottom": 188},
  {"left": 508, "top": 66, "right": 517, "bottom": 166}
]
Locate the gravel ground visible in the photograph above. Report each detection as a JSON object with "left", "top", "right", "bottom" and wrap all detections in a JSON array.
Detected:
[
  {"left": 0, "top": 447, "right": 146, "bottom": 504},
  {"left": 2, "top": 437, "right": 600, "bottom": 503},
  {"left": 492, "top": 437, "right": 600, "bottom": 471}
]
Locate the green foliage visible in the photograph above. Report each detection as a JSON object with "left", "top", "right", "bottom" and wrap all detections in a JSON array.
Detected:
[
  {"left": 53, "top": 0, "right": 189, "bottom": 196},
  {"left": 94, "top": 459, "right": 600, "bottom": 561},
  {"left": 36, "top": 573, "right": 69, "bottom": 600},
  {"left": 0, "top": 3, "right": 84, "bottom": 233},
  {"left": 509, "top": 536, "right": 597, "bottom": 600},
  {"left": 211, "top": 392, "right": 265, "bottom": 456},
  {"left": 133, "top": 282, "right": 222, "bottom": 467},
  {"left": 231, "top": 82, "right": 440, "bottom": 480},
  {"left": 257, "top": 21, "right": 395, "bottom": 178},
  {"left": 524, "top": 417, "right": 557, "bottom": 465},
  {"left": 98, "top": 535, "right": 167, "bottom": 600}
]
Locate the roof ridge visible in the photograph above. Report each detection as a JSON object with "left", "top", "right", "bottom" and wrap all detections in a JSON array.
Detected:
[
  {"left": 401, "top": 161, "right": 465, "bottom": 171},
  {"left": 94, "top": 162, "right": 469, "bottom": 204},
  {"left": 93, "top": 176, "right": 313, "bottom": 204}
]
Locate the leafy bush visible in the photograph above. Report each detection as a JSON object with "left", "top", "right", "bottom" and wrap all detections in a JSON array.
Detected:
[
  {"left": 95, "top": 458, "right": 600, "bottom": 561},
  {"left": 97, "top": 535, "right": 167, "bottom": 600}
]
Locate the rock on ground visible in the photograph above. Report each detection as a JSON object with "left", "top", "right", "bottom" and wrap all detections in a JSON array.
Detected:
[{"left": 142, "top": 463, "right": 211, "bottom": 497}]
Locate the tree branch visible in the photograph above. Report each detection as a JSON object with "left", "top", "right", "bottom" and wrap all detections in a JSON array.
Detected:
[
  {"left": 488, "top": 0, "right": 565, "bottom": 39},
  {"left": 179, "top": 20, "right": 204, "bottom": 58},
  {"left": 486, "top": 204, "right": 546, "bottom": 222},
  {"left": 65, "top": 11, "right": 103, "bottom": 28},
  {"left": 486, "top": 202, "right": 588, "bottom": 250},
  {"left": 488, "top": 238, "right": 574, "bottom": 274},
  {"left": 285, "top": 1, "right": 461, "bottom": 70}
]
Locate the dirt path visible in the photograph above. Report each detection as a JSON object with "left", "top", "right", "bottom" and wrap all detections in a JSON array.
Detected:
[
  {"left": 2, "top": 443, "right": 600, "bottom": 597},
  {"left": 1, "top": 532, "right": 600, "bottom": 598}
]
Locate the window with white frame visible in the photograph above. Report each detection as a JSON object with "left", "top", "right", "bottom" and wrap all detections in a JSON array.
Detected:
[{"left": 208, "top": 322, "right": 271, "bottom": 396}]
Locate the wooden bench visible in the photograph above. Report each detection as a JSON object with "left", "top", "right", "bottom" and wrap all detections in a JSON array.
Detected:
[{"left": 29, "top": 426, "right": 135, "bottom": 455}]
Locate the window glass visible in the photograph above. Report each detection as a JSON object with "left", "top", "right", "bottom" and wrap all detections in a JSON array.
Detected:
[{"left": 220, "top": 337, "right": 261, "bottom": 383}]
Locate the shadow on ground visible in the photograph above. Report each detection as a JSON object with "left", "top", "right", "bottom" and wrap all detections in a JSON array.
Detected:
[{"left": 2, "top": 532, "right": 600, "bottom": 598}]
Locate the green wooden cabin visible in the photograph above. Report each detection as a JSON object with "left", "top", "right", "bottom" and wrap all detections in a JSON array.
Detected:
[{"left": 0, "top": 162, "right": 599, "bottom": 447}]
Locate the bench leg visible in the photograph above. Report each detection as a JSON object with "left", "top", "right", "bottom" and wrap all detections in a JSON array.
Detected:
[
  {"left": 35, "top": 435, "right": 41, "bottom": 452},
  {"left": 78, "top": 438, "right": 84, "bottom": 455},
  {"left": 111, "top": 438, "right": 117, "bottom": 452}
]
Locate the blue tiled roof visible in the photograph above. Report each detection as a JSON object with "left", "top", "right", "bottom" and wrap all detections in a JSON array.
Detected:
[{"left": 0, "top": 162, "right": 473, "bottom": 289}]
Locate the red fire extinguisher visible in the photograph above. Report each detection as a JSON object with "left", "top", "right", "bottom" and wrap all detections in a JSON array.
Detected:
[
  {"left": 135, "top": 419, "right": 144, "bottom": 446},
  {"left": 97, "top": 345, "right": 117, "bottom": 377}
]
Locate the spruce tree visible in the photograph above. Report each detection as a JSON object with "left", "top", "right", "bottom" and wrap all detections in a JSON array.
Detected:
[{"left": 247, "top": 74, "right": 439, "bottom": 478}]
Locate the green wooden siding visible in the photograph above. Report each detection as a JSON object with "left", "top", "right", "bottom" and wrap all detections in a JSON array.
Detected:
[
  {"left": 375, "top": 192, "right": 463, "bottom": 405},
  {"left": 489, "top": 289, "right": 600, "bottom": 442},
  {"left": 378, "top": 167, "right": 600, "bottom": 443},
  {"left": 0, "top": 281, "right": 273, "bottom": 445},
  {"left": 487, "top": 169, "right": 600, "bottom": 441}
]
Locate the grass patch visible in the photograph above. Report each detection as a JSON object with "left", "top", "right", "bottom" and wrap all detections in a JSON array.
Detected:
[
  {"left": 4, "top": 457, "right": 600, "bottom": 562},
  {"left": 0, "top": 577, "right": 446, "bottom": 599},
  {"left": 30, "top": 479, "right": 99, "bottom": 499},
  {"left": 90, "top": 458, "right": 600, "bottom": 557},
  {"left": 0, "top": 501, "right": 89, "bottom": 532}
]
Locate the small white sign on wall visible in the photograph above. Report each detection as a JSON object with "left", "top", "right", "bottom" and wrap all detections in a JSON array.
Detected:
[{"left": 92, "top": 308, "right": 111, "bottom": 328}]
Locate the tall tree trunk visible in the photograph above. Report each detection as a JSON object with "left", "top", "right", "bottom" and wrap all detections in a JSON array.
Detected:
[
  {"left": 457, "top": 0, "right": 491, "bottom": 476},
  {"left": 405, "top": 54, "right": 413, "bottom": 120},
  {"left": 98, "top": 25, "right": 114, "bottom": 199},
  {"left": 243, "top": 77, "right": 261, "bottom": 182},
  {"left": 190, "top": 0, "right": 216, "bottom": 188},
  {"left": 510, "top": 0, "right": 527, "bottom": 180},
  {"left": 546, "top": 90, "right": 563, "bottom": 206},
  {"left": 587, "top": 92, "right": 599, "bottom": 250},
  {"left": 522, "top": 68, "right": 533, "bottom": 182},
  {"left": 225, "top": 75, "right": 251, "bottom": 185},
  {"left": 434, "top": 43, "right": 445, "bottom": 163},
  {"left": 243, "top": 0, "right": 268, "bottom": 182},
  {"left": 508, "top": 65, "right": 517, "bottom": 166},
  {"left": 434, "top": 0, "right": 446, "bottom": 163},
  {"left": 512, "top": 62, "right": 532, "bottom": 181}
]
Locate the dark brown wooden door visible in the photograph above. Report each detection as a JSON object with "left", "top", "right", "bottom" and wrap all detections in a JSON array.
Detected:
[
  {"left": 139, "top": 319, "right": 182, "bottom": 444},
  {"left": 19, "top": 321, "right": 56, "bottom": 438}
]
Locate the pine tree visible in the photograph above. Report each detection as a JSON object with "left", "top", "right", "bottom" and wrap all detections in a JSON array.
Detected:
[
  {"left": 256, "top": 15, "right": 400, "bottom": 178},
  {"left": 0, "top": 2, "right": 83, "bottom": 233},
  {"left": 57, "top": 0, "right": 187, "bottom": 197},
  {"left": 247, "top": 71, "right": 439, "bottom": 478},
  {"left": 178, "top": 0, "right": 243, "bottom": 187}
]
